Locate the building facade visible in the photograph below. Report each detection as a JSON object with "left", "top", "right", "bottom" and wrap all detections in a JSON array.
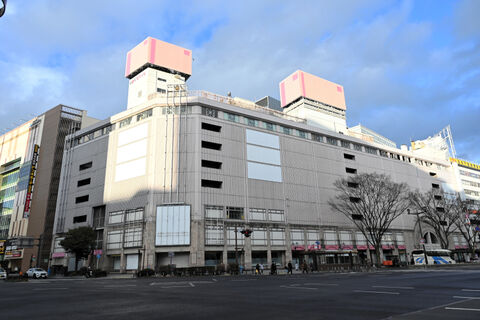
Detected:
[
  {"left": 49, "top": 38, "right": 472, "bottom": 273},
  {"left": 0, "top": 105, "right": 96, "bottom": 271}
]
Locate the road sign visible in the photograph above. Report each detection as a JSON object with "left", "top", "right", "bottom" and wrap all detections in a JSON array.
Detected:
[
  {"left": 420, "top": 239, "right": 425, "bottom": 244},
  {"left": 168, "top": 251, "right": 174, "bottom": 258}
]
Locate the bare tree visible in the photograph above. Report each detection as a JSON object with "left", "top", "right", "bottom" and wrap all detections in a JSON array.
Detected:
[
  {"left": 453, "top": 199, "right": 480, "bottom": 259},
  {"left": 409, "top": 190, "right": 460, "bottom": 249},
  {"left": 329, "top": 173, "right": 410, "bottom": 266}
]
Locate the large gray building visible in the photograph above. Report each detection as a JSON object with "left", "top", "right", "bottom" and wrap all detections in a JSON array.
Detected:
[{"left": 50, "top": 38, "right": 465, "bottom": 273}]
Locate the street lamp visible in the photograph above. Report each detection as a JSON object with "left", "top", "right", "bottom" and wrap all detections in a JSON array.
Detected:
[{"left": 407, "top": 209, "right": 428, "bottom": 265}]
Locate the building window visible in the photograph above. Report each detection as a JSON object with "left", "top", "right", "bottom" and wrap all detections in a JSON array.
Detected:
[
  {"left": 326, "top": 137, "right": 338, "bottom": 146},
  {"left": 205, "top": 225, "right": 224, "bottom": 245},
  {"left": 119, "top": 117, "right": 132, "bottom": 128},
  {"left": 79, "top": 161, "right": 92, "bottom": 171},
  {"left": 106, "top": 230, "right": 123, "bottom": 249},
  {"left": 93, "top": 205, "right": 106, "bottom": 228},
  {"left": 201, "top": 122, "right": 222, "bottom": 132},
  {"left": 77, "top": 178, "right": 91, "bottom": 187},
  {"left": 156, "top": 88, "right": 166, "bottom": 94},
  {"left": 348, "top": 182, "right": 359, "bottom": 188},
  {"left": 432, "top": 183, "right": 440, "bottom": 189},
  {"left": 124, "top": 227, "right": 143, "bottom": 248},
  {"left": 379, "top": 150, "right": 388, "bottom": 157},
  {"left": 157, "top": 77, "right": 166, "bottom": 82},
  {"left": 251, "top": 227, "right": 267, "bottom": 246},
  {"left": 246, "top": 118, "right": 258, "bottom": 127},
  {"left": 75, "top": 195, "right": 89, "bottom": 204},
  {"left": 291, "top": 229, "right": 304, "bottom": 244},
  {"left": 344, "top": 154, "right": 355, "bottom": 160},
  {"left": 108, "top": 211, "right": 124, "bottom": 224},
  {"left": 249, "top": 208, "right": 266, "bottom": 221},
  {"left": 137, "top": 109, "right": 153, "bottom": 121},
  {"left": 264, "top": 122, "right": 275, "bottom": 131},
  {"left": 73, "top": 215, "right": 87, "bottom": 223},
  {"left": 202, "top": 160, "right": 222, "bottom": 169},
  {"left": 297, "top": 130, "right": 306, "bottom": 138},
  {"left": 270, "top": 228, "right": 285, "bottom": 246},
  {"left": 202, "top": 107, "right": 218, "bottom": 118},
  {"left": 224, "top": 112, "right": 240, "bottom": 123},
  {"left": 126, "top": 208, "right": 144, "bottom": 222},
  {"left": 282, "top": 127, "right": 291, "bottom": 135},
  {"left": 346, "top": 167, "right": 357, "bottom": 174},
  {"left": 201, "top": 179, "right": 223, "bottom": 188},
  {"left": 341, "top": 141, "right": 350, "bottom": 149},
  {"left": 205, "top": 205, "right": 224, "bottom": 219},
  {"left": 227, "top": 227, "right": 244, "bottom": 246},
  {"left": 311, "top": 133, "right": 324, "bottom": 142},
  {"left": 353, "top": 144, "right": 362, "bottom": 152},
  {"left": 269, "top": 209, "right": 284, "bottom": 222},
  {"left": 202, "top": 141, "right": 222, "bottom": 150},
  {"left": 226, "top": 207, "right": 244, "bottom": 220}
]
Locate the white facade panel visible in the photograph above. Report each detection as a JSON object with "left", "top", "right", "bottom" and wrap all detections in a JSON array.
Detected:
[
  {"left": 155, "top": 205, "right": 190, "bottom": 246},
  {"left": 116, "top": 139, "right": 147, "bottom": 164},
  {"left": 118, "top": 123, "right": 148, "bottom": 146},
  {"left": 247, "top": 145, "right": 281, "bottom": 165},
  {"left": 246, "top": 129, "right": 279, "bottom": 149},
  {"left": 248, "top": 162, "right": 282, "bottom": 182},
  {"left": 126, "top": 254, "right": 139, "bottom": 270},
  {"left": 115, "top": 158, "right": 146, "bottom": 182}
]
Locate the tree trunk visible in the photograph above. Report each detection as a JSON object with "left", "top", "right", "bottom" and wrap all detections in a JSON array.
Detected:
[
  {"left": 375, "top": 246, "right": 382, "bottom": 267},
  {"left": 74, "top": 255, "right": 78, "bottom": 272}
]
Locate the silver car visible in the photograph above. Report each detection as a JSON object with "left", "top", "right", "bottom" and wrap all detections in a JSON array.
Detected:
[
  {"left": 0, "top": 267, "right": 6, "bottom": 279},
  {"left": 26, "top": 268, "right": 48, "bottom": 279}
]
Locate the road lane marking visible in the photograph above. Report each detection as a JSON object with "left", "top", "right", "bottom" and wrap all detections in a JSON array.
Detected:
[
  {"left": 231, "top": 279, "right": 257, "bottom": 282},
  {"left": 158, "top": 285, "right": 191, "bottom": 289},
  {"left": 280, "top": 285, "right": 317, "bottom": 290},
  {"left": 462, "top": 289, "right": 480, "bottom": 292},
  {"left": 354, "top": 290, "right": 399, "bottom": 295},
  {"left": 212, "top": 279, "right": 217, "bottom": 282},
  {"left": 189, "top": 282, "right": 195, "bottom": 287},
  {"left": 453, "top": 296, "right": 480, "bottom": 299},
  {"left": 32, "top": 287, "right": 68, "bottom": 291},
  {"left": 445, "top": 307, "right": 480, "bottom": 312},
  {"left": 372, "top": 285, "right": 414, "bottom": 290},
  {"left": 104, "top": 284, "right": 137, "bottom": 288},
  {"left": 304, "top": 283, "right": 339, "bottom": 286}
]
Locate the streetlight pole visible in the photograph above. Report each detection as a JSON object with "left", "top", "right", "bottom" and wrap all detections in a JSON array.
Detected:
[
  {"left": 408, "top": 209, "right": 428, "bottom": 265},
  {"left": 234, "top": 226, "right": 238, "bottom": 268}
]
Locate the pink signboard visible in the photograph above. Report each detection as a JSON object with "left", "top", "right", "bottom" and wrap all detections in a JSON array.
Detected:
[
  {"left": 397, "top": 245, "right": 406, "bottom": 250},
  {"left": 52, "top": 252, "right": 65, "bottom": 258},
  {"left": 307, "top": 244, "right": 322, "bottom": 251},
  {"left": 341, "top": 245, "right": 354, "bottom": 250},
  {"left": 325, "top": 245, "right": 339, "bottom": 251},
  {"left": 291, "top": 245, "right": 305, "bottom": 251},
  {"left": 125, "top": 37, "right": 192, "bottom": 79}
]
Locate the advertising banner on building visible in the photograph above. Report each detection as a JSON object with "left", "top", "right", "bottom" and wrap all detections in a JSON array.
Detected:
[
  {"left": 24, "top": 144, "right": 39, "bottom": 218},
  {"left": 0, "top": 240, "right": 5, "bottom": 255}
]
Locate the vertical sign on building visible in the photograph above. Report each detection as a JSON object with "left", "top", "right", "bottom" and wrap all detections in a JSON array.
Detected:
[{"left": 24, "top": 144, "right": 39, "bottom": 218}]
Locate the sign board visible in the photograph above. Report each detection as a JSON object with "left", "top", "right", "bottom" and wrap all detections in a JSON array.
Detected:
[
  {"left": 24, "top": 144, "right": 40, "bottom": 218},
  {"left": 420, "top": 239, "right": 425, "bottom": 244},
  {"left": 4, "top": 249, "right": 23, "bottom": 259},
  {"left": 168, "top": 251, "right": 175, "bottom": 258},
  {"left": 0, "top": 240, "right": 5, "bottom": 255}
]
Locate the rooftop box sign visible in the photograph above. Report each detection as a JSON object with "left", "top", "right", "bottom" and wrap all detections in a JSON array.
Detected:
[
  {"left": 279, "top": 70, "right": 346, "bottom": 110},
  {"left": 125, "top": 37, "right": 192, "bottom": 79}
]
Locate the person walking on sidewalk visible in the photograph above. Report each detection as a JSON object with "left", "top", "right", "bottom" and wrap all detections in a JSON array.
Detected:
[
  {"left": 271, "top": 262, "right": 277, "bottom": 275},
  {"left": 287, "top": 261, "right": 293, "bottom": 275},
  {"left": 260, "top": 263, "right": 264, "bottom": 274},
  {"left": 255, "top": 263, "right": 260, "bottom": 275}
]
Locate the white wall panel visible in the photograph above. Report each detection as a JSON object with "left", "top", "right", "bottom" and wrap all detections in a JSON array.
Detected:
[
  {"left": 247, "top": 145, "right": 281, "bottom": 165},
  {"left": 116, "top": 139, "right": 147, "bottom": 164},
  {"left": 118, "top": 123, "right": 148, "bottom": 146},
  {"left": 126, "top": 254, "right": 139, "bottom": 270},
  {"left": 246, "top": 129, "right": 279, "bottom": 149},
  {"left": 155, "top": 205, "right": 190, "bottom": 246},
  {"left": 115, "top": 158, "right": 146, "bottom": 182},
  {"left": 247, "top": 162, "right": 282, "bottom": 182}
]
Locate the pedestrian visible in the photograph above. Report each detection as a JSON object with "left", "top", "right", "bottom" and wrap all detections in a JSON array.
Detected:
[
  {"left": 302, "top": 260, "right": 308, "bottom": 274},
  {"left": 260, "top": 263, "right": 264, "bottom": 275},
  {"left": 287, "top": 261, "right": 293, "bottom": 275},
  {"left": 309, "top": 262, "right": 314, "bottom": 272},
  {"left": 255, "top": 263, "right": 260, "bottom": 275},
  {"left": 295, "top": 262, "right": 299, "bottom": 271},
  {"left": 271, "top": 262, "right": 277, "bottom": 275}
]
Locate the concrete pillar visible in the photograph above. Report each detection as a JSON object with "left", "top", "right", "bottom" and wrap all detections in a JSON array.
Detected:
[
  {"left": 285, "top": 225, "right": 292, "bottom": 263},
  {"left": 244, "top": 237, "right": 252, "bottom": 270},
  {"left": 120, "top": 250, "right": 125, "bottom": 273}
]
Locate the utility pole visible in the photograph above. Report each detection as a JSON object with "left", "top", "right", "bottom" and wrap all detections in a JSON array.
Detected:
[
  {"left": 234, "top": 226, "right": 238, "bottom": 268},
  {"left": 408, "top": 209, "right": 428, "bottom": 266}
]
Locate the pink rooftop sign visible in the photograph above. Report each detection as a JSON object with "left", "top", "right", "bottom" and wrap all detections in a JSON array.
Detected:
[
  {"left": 125, "top": 37, "right": 192, "bottom": 79},
  {"left": 279, "top": 70, "right": 346, "bottom": 110}
]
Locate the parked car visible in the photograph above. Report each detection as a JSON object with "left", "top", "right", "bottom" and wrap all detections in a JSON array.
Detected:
[
  {"left": 0, "top": 267, "right": 6, "bottom": 279},
  {"left": 26, "top": 268, "right": 48, "bottom": 279}
]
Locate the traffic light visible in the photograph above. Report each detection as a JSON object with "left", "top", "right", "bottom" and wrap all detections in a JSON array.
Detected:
[{"left": 241, "top": 229, "right": 252, "bottom": 237}]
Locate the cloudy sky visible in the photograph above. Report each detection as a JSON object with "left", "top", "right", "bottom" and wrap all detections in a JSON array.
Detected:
[{"left": 0, "top": 0, "right": 479, "bottom": 162}]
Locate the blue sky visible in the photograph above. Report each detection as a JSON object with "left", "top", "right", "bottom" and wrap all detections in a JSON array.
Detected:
[{"left": 0, "top": 0, "right": 479, "bottom": 163}]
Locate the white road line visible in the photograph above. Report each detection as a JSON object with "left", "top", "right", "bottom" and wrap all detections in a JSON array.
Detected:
[
  {"left": 462, "top": 289, "right": 480, "bottom": 292},
  {"left": 372, "top": 285, "right": 414, "bottom": 290},
  {"left": 304, "top": 283, "right": 339, "bottom": 286},
  {"left": 212, "top": 279, "right": 217, "bottom": 282},
  {"left": 159, "top": 285, "right": 191, "bottom": 289},
  {"left": 354, "top": 290, "right": 399, "bottom": 295},
  {"left": 104, "top": 284, "right": 137, "bottom": 288},
  {"left": 280, "top": 285, "right": 317, "bottom": 290},
  {"left": 32, "top": 287, "right": 68, "bottom": 291},
  {"left": 453, "top": 296, "right": 480, "bottom": 300},
  {"left": 445, "top": 307, "right": 480, "bottom": 312},
  {"left": 189, "top": 282, "right": 195, "bottom": 287}
]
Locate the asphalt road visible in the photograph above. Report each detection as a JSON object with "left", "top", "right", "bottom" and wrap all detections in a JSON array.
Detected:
[{"left": 2, "top": 267, "right": 480, "bottom": 320}]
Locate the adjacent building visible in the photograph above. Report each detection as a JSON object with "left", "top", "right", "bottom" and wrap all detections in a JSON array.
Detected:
[{"left": 0, "top": 105, "right": 96, "bottom": 271}]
